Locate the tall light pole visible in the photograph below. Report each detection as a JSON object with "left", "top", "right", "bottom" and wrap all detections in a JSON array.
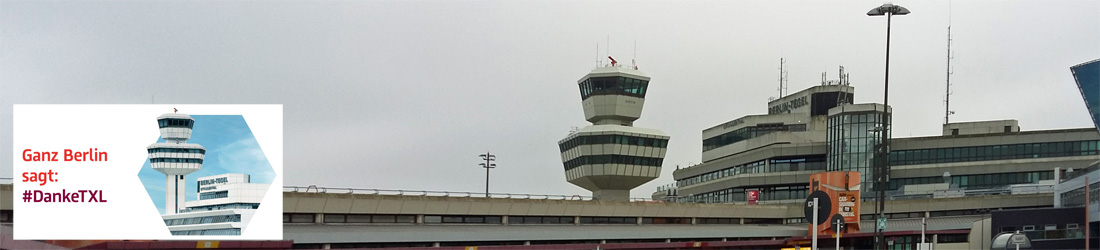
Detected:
[
  {"left": 479, "top": 152, "right": 496, "bottom": 198},
  {"left": 867, "top": 3, "right": 909, "bottom": 250}
]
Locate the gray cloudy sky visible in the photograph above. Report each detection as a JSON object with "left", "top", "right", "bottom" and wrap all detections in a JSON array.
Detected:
[{"left": 2, "top": 0, "right": 1099, "bottom": 198}]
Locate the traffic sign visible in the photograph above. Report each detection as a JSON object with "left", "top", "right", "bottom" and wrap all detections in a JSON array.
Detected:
[{"left": 876, "top": 217, "right": 887, "bottom": 230}]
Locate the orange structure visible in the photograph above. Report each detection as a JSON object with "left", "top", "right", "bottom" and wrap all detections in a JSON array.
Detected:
[{"left": 807, "top": 171, "right": 861, "bottom": 236}]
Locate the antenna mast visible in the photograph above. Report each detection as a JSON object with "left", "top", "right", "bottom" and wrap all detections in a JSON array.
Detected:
[
  {"left": 944, "top": 5, "right": 955, "bottom": 125},
  {"left": 778, "top": 58, "right": 789, "bottom": 98},
  {"left": 596, "top": 43, "right": 600, "bottom": 67}
]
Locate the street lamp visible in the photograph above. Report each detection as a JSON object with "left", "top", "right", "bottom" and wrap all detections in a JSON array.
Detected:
[
  {"left": 478, "top": 152, "right": 496, "bottom": 198},
  {"left": 867, "top": 3, "right": 909, "bottom": 250}
]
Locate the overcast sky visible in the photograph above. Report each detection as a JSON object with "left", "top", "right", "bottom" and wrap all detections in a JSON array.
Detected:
[{"left": 2, "top": 0, "right": 1099, "bottom": 198}]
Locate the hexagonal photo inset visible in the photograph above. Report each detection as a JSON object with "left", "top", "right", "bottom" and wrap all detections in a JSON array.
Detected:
[{"left": 137, "top": 113, "right": 275, "bottom": 236}]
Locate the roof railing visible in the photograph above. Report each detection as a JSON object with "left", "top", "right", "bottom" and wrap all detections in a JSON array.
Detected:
[{"left": 283, "top": 186, "right": 601, "bottom": 201}]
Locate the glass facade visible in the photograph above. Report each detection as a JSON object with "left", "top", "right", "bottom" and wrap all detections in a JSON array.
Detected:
[
  {"left": 702, "top": 123, "right": 808, "bottom": 151},
  {"left": 164, "top": 214, "right": 241, "bottom": 226},
  {"left": 889, "top": 140, "right": 1100, "bottom": 166},
  {"left": 827, "top": 110, "right": 889, "bottom": 193},
  {"left": 199, "top": 191, "right": 229, "bottom": 200},
  {"left": 563, "top": 155, "right": 663, "bottom": 171},
  {"left": 157, "top": 118, "right": 194, "bottom": 129},
  {"left": 559, "top": 134, "right": 668, "bottom": 153},
  {"left": 147, "top": 148, "right": 206, "bottom": 154},
  {"left": 578, "top": 76, "right": 649, "bottom": 100},
  {"left": 1072, "top": 59, "right": 1100, "bottom": 131},
  {"left": 171, "top": 228, "right": 240, "bottom": 235},
  {"left": 150, "top": 158, "right": 203, "bottom": 164},
  {"left": 888, "top": 171, "right": 1054, "bottom": 190},
  {"left": 675, "top": 155, "right": 825, "bottom": 187}
]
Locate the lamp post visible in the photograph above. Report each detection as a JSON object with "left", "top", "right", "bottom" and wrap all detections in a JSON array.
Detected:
[
  {"left": 867, "top": 3, "right": 909, "bottom": 250},
  {"left": 479, "top": 152, "right": 496, "bottom": 198}
]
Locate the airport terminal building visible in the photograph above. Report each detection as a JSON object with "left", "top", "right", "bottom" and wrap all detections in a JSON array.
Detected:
[{"left": 656, "top": 84, "right": 1096, "bottom": 207}]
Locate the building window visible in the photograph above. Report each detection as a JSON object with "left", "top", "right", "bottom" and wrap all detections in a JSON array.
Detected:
[
  {"left": 321, "top": 214, "right": 416, "bottom": 223},
  {"left": 641, "top": 217, "right": 690, "bottom": 224},
  {"left": 951, "top": 129, "right": 959, "bottom": 135},
  {"left": 579, "top": 217, "right": 637, "bottom": 224},
  {"left": 510, "top": 216, "right": 574, "bottom": 224},
  {"left": 742, "top": 218, "right": 783, "bottom": 224},
  {"left": 938, "top": 234, "right": 968, "bottom": 243},
  {"left": 423, "top": 215, "right": 502, "bottom": 224},
  {"left": 165, "top": 214, "right": 241, "bottom": 226},
  {"left": 199, "top": 191, "right": 229, "bottom": 200},
  {"left": 284, "top": 213, "right": 315, "bottom": 223},
  {"left": 698, "top": 218, "right": 739, "bottom": 224}
]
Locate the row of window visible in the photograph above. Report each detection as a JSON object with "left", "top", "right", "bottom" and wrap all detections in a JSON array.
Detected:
[
  {"left": 184, "top": 203, "right": 259, "bottom": 213},
  {"left": 702, "top": 123, "right": 808, "bottom": 152},
  {"left": 158, "top": 118, "right": 195, "bottom": 129},
  {"left": 889, "top": 140, "right": 1100, "bottom": 166},
  {"left": 580, "top": 216, "right": 636, "bottom": 224},
  {"left": 578, "top": 76, "right": 649, "bottom": 99},
  {"left": 150, "top": 158, "right": 203, "bottom": 164},
  {"left": 199, "top": 191, "right": 229, "bottom": 200},
  {"left": 163, "top": 214, "right": 241, "bottom": 226},
  {"left": 425, "top": 215, "right": 502, "bottom": 224},
  {"left": 888, "top": 171, "right": 1054, "bottom": 191},
  {"left": 170, "top": 228, "right": 240, "bottom": 236},
  {"left": 1003, "top": 224, "right": 1084, "bottom": 241},
  {"left": 325, "top": 214, "right": 416, "bottom": 224},
  {"left": 510, "top": 216, "right": 574, "bottom": 224},
  {"left": 1060, "top": 180, "right": 1100, "bottom": 207},
  {"left": 676, "top": 156, "right": 826, "bottom": 188},
  {"left": 563, "top": 154, "right": 664, "bottom": 171},
  {"left": 284, "top": 213, "right": 745, "bottom": 225},
  {"left": 147, "top": 148, "right": 205, "bottom": 154},
  {"left": 682, "top": 184, "right": 810, "bottom": 203},
  {"left": 558, "top": 134, "right": 669, "bottom": 153},
  {"left": 683, "top": 171, "right": 1057, "bottom": 203}
]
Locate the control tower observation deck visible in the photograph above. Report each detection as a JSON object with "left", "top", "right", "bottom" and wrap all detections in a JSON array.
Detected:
[
  {"left": 558, "top": 62, "right": 670, "bottom": 201},
  {"left": 148, "top": 113, "right": 206, "bottom": 215}
]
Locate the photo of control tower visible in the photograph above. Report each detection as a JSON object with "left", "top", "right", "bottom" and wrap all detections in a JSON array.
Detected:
[
  {"left": 147, "top": 111, "right": 206, "bottom": 215},
  {"left": 558, "top": 58, "right": 670, "bottom": 201}
]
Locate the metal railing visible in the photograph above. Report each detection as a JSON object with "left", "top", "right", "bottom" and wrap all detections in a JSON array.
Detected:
[
  {"left": 283, "top": 185, "right": 603, "bottom": 201},
  {"left": 1063, "top": 162, "right": 1100, "bottom": 181}
]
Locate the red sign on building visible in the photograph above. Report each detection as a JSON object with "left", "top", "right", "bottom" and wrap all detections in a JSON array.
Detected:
[{"left": 747, "top": 190, "right": 759, "bottom": 205}]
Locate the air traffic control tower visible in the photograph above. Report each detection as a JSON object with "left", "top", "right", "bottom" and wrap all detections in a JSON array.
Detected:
[
  {"left": 148, "top": 112, "right": 206, "bottom": 214},
  {"left": 558, "top": 59, "right": 670, "bottom": 201}
]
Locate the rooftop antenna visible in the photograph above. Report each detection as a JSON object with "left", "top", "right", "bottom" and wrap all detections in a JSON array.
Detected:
[
  {"left": 596, "top": 42, "right": 600, "bottom": 67},
  {"left": 632, "top": 40, "right": 638, "bottom": 70},
  {"left": 837, "top": 66, "right": 851, "bottom": 106},
  {"left": 944, "top": 1, "right": 956, "bottom": 125},
  {"left": 778, "top": 58, "right": 789, "bottom": 98}
]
